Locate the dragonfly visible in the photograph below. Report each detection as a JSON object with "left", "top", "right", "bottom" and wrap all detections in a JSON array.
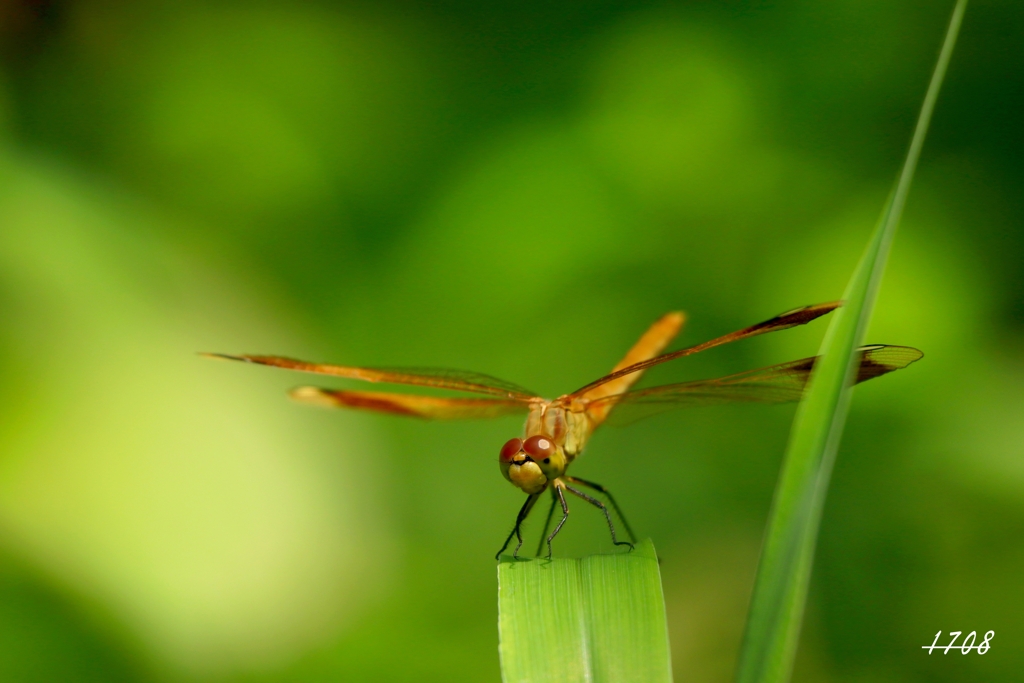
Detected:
[{"left": 204, "top": 301, "right": 922, "bottom": 560}]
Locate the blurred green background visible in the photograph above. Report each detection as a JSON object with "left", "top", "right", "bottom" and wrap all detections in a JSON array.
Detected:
[{"left": 0, "top": 1, "right": 1021, "bottom": 681}]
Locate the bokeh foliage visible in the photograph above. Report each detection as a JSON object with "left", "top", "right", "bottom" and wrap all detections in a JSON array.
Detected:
[{"left": 0, "top": 1, "right": 1022, "bottom": 681}]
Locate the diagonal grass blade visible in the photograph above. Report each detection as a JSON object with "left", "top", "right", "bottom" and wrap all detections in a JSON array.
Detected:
[
  {"left": 735, "top": 2, "right": 969, "bottom": 682},
  {"left": 498, "top": 539, "right": 672, "bottom": 683}
]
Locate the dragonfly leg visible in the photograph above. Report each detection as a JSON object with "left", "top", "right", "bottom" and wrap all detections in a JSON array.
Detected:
[
  {"left": 495, "top": 492, "right": 540, "bottom": 560},
  {"left": 544, "top": 486, "right": 570, "bottom": 559},
  {"left": 564, "top": 484, "right": 634, "bottom": 551},
  {"left": 565, "top": 476, "right": 637, "bottom": 543},
  {"left": 535, "top": 488, "right": 559, "bottom": 557}
]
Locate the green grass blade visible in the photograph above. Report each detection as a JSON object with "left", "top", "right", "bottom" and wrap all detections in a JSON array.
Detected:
[
  {"left": 734, "top": 2, "right": 968, "bottom": 682},
  {"left": 498, "top": 539, "right": 672, "bottom": 683}
]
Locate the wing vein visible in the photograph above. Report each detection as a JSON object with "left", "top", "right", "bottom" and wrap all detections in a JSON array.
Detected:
[
  {"left": 585, "top": 344, "right": 922, "bottom": 425},
  {"left": 569, "top": 302, "right": 841, "bottom": 398},
  {"left": 202, "top": 353, "right": 537, "bottom": 399}
]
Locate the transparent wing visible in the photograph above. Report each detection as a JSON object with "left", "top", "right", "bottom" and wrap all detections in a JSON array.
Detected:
[
  {"left": 587, "top": 344, "right": 923, "bottom": 426},
  {"left": 289, "top": 387, "right": 531, "bottom": 419},
  {"left": 569, "top": 301, "right": 841, "bottom": 398},
  {"left": 202, "top": 353, "right": 537, "bottom": 400}
]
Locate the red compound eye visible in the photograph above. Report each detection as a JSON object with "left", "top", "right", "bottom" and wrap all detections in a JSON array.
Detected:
[
  {"left": 500, "top": 438, "right": 523, "bottom": 462},
  {"left": 523, "top": 435, "right": 555, "bottom": 459}
]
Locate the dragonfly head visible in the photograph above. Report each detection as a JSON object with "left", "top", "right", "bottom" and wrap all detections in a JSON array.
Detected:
[{"left": 499, "top": 434, "right": 566, "bottom": 494}]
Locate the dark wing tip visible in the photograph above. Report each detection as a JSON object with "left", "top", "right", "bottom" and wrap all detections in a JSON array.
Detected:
[
  {"left": 199, "top": 352, "right": 247, "bottom": 362},
  {"left": 744, "top": 301, "right": 843, "bottom": 336},
  {"left": 772, "top": 300, "right": 842, "bottom": 323},
  {"left": 199, "top": 352, "right": 282, "bottom": 367},
  {"left": 856, "top": 344, "right": 924, "bottom": 383}
]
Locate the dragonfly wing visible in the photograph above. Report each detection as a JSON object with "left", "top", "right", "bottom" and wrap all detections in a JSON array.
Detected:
[
  {"left": 851, "top": 344, "right": 925, "bottom": 382},
  {"left": 582, "top": 311, "right": 686, "bottom": 428},
  {"left": 569, "top": 301, "right": 841, "bottom": 398},
  {"left": 290, "top": 387, "right": 531, "bottom": 419},
  {"left": 589, "top": 344, "right": 923, "bottom": 426},
  {"left": 202, "top": 353, "right": 537, "bottom": 399}
]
